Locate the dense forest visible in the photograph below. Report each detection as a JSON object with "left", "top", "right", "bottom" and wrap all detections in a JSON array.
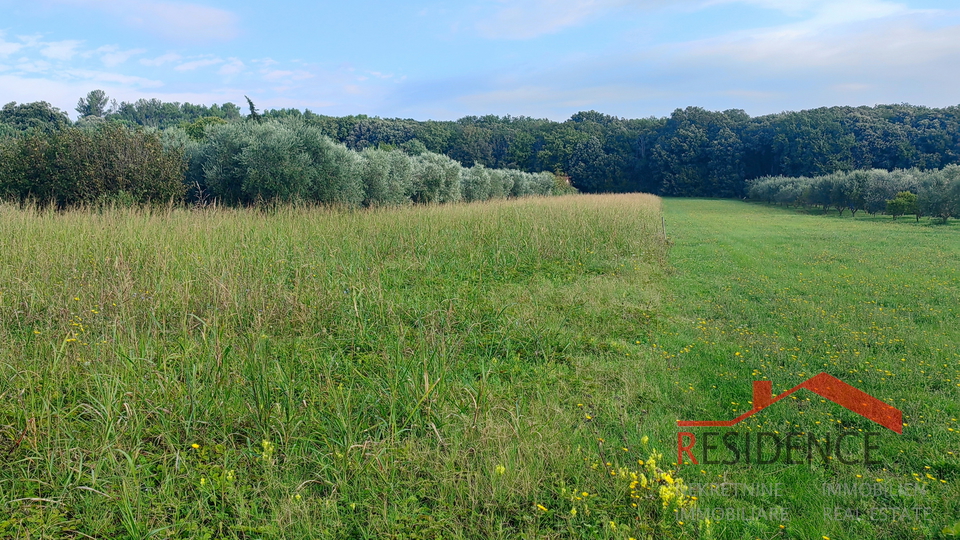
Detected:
[{"left": 2, "top": 92, "right": 960, "bottom": 201}]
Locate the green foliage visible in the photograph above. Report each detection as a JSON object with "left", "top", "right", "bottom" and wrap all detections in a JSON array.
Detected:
[
  {"left": 300, "top": 126, "right": 363, "bottom": 205},
  {"left": 748, "top": 167, "right": 960, "bottom": 221},
  {"left": 245, "top": 96, "right": 262, "bottom": 124},
  {"left": 0, "top": 124, "right": 186, "bottom": 206},
  {"left": 461, "top": 164, "right": 492, "bottom": 202},
  {"left": 181, "top": 116, "right": 228, "bottom": 140},
  {"left": 107, "top": 98, "right": 242, "bottom": 129},
  {"left": 191, "top": 119, "right": 555, "bottom": 207},
  {"left": 57, "top": 95, "right": 960, "bottom": 197},
  {"left": 550, "top": 173, "right": 578, "bottom": 196},
  {"left": 76, "top": 89, "right": 112, "bottom": 118},
  {"left": 257, "top": 103, "right": 960, "bottom": 197},
  {"left": 0, "top": 101, "right": 71, "bottom": 132},
  {"left": 200, "top": 120, "right": 364, "bottom": 205},
  {"left": 399, "top": 137, "right": 428, "bottom": 156},
  {"left": 0, "top": 122, "right": 15, "bottom": 140},
  {"left": 411, "top": 151, "right": 463, "bottom": 203},
  {"left": 886, "top": 191, "right": 918, "bottom": 220},
  {"left": 653, "top": 108, "right": 745, "bottom": 197},
  {"left": 359, "top": 147, "right": 413, "bottom": 206},
  {"left": 918, "top": 165, "right": 960, "bottom": 222}
]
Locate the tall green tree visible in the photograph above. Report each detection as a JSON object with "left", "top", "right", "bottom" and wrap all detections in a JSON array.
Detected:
[{"left": 76, "top": 89, "right": 111, "bottom": 118}]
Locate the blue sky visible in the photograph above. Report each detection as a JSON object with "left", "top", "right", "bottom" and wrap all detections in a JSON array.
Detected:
[{"left": 1, "top": 0, "right": 959, "bottom": 120}]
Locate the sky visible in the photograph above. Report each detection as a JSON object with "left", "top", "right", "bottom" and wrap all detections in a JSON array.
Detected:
[{"left": 1, "top": 0, "right": 959, "bottom": 121}]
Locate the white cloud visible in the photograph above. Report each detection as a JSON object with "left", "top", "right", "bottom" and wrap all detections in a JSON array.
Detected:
[
  {"left": 706, "top": 0, "right": 908, "bottom": 20},
  {"left": 66, "top": 69, "right": 164, "bottom": 88},
  {"left": 0, "top": 34, "right": 23, "bottom": 57},
  {"left": 41, "top": 0, "right": 240, "bottom": 43},
  {"left": 175, "top": 58, "right": 223, "bottom": 71},
  {"left": 376, "top": 2, "right": 960, "bottom": 120},
  {"left": 833, "top": 83, "right": 872, "bottom": 92},
  {"left": 805, "top": 0, "right": 907, "bottom": 26},
  {"left": 722, "top": 0, "right": 913, "bottom": 37},
  {"left": 262, "top": 69, "right": 314, "bottom": 82},
  {"left": 675, "top": 14, "right": 960, "bottom": 73},
  {"left": 472, "top": 0, "right": 915, "bottom": 40},
  {"left": 476, "top": 0, "right": 631, "bottom": 39},
  {"left": 123, "top": 1, "right": 241, "bottom": 42},
  {"left": 40, "top": 40, "right": 84, "bottom": 61},
  {"left": 96, "top": 45, "right": 146, "bottom": 67},
  {"left": 458, "top": 83, "right": 668, "bottom": 113},
  {"left": 0, "top": 73, "right": 92, "bottom": 110},
  {"left": 218, "top": 58, "right": 245, "bottom": 76},
  {"left": 16, "top": 60, "right": 53, "bottom": 73},
  {"left": 140, "top": 52, "right": 182, "bottom": 67}
]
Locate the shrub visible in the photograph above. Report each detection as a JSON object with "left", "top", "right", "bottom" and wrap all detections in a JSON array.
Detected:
[
  {"left": 0, "top": 124, "right": 185, "bottom": 207},
  {"left": 360, "top": 147, "right": 413, "bottom": 206},
  {"left": 300, "top": 127, "right": 363, "bottom": 206},
  {"left": 886, "top": 191, "right": 918, "bottom": 220},
  {"left": 461, "top": 164, "right": 491, "bottom": 202}
]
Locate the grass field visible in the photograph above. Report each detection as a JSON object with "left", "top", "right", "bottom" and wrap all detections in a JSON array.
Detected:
[
  {"left": 0, "top": 195, "right": 688, "bottom": 539},
  {"left": 1, "top": 196, "right": 958, "bottom": 539},
  {"left": 657, "top": 199, "right": 960, "bottom": 540}
]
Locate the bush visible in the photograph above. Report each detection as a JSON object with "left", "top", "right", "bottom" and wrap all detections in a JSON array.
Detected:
[
  {"left": 536, "top": 171, "right": 560, "bottom": 195},
  {"left": 411, "top": 152, "right": 462, "bottom": 203},
  {"left": 461, "top": 164, "right": 491, "bottom": 202},
  {"left": 301, "top": 127, "right": 363, "bottom": 206},
  {"left": 0, "top": 124, "right": 185, "bottom": 207},
  {"left": 886, "top": 191, "right": 918, "bottom": 220},
  {"left": 1, "top": 115, "right": 567, "bottom": 209},
  {"left": 359, "top": 147, "right": 413, "bottom": 206}
]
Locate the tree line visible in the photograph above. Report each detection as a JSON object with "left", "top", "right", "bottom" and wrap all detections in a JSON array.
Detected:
[
  {"left": 747, "top": 167, "right": 960, "bottom": 222},
  {"left": 260, "top": 104, "right": 960, "bottom": 198},
  {"left": 0, "top": 99, "right": 566, "bottom": 208},
  {"left": 3, "top": 91, "right": 960, "bottom": 199}
]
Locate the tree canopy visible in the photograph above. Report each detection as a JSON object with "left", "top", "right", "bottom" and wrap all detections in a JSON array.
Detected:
[{"left": 4, "top": 90, "right": 960, "bottom": 200}]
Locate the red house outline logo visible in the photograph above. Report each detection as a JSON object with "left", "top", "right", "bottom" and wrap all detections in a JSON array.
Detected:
[{"left": 677, "top": 372, "right": 903, "bottom": 434}]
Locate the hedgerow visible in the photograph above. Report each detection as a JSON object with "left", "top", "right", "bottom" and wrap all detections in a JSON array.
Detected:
[
  {"left": 1, "top": 118, "right": 567, "bottom": 208},
  {"left": 746, "top": 166, "right": 960, "bottom": 221}
]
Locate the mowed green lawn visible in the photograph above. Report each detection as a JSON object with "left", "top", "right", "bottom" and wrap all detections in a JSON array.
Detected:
[
  {"left": 1, "top": 196, "right": 958, "bottom": 539},
  {"left": 658, "top": 199, "right": 960, "bottom": 540}
]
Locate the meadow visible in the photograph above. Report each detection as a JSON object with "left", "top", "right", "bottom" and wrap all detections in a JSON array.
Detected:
[
  {"left": 657, "top": 199, "right": 960, "bottom": 540},
  {"left": 0, "top": 195, "right": 684, "bottom": 539},
  {"left": 1, "top": 196, "right": 958, "bottom": 539}
]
